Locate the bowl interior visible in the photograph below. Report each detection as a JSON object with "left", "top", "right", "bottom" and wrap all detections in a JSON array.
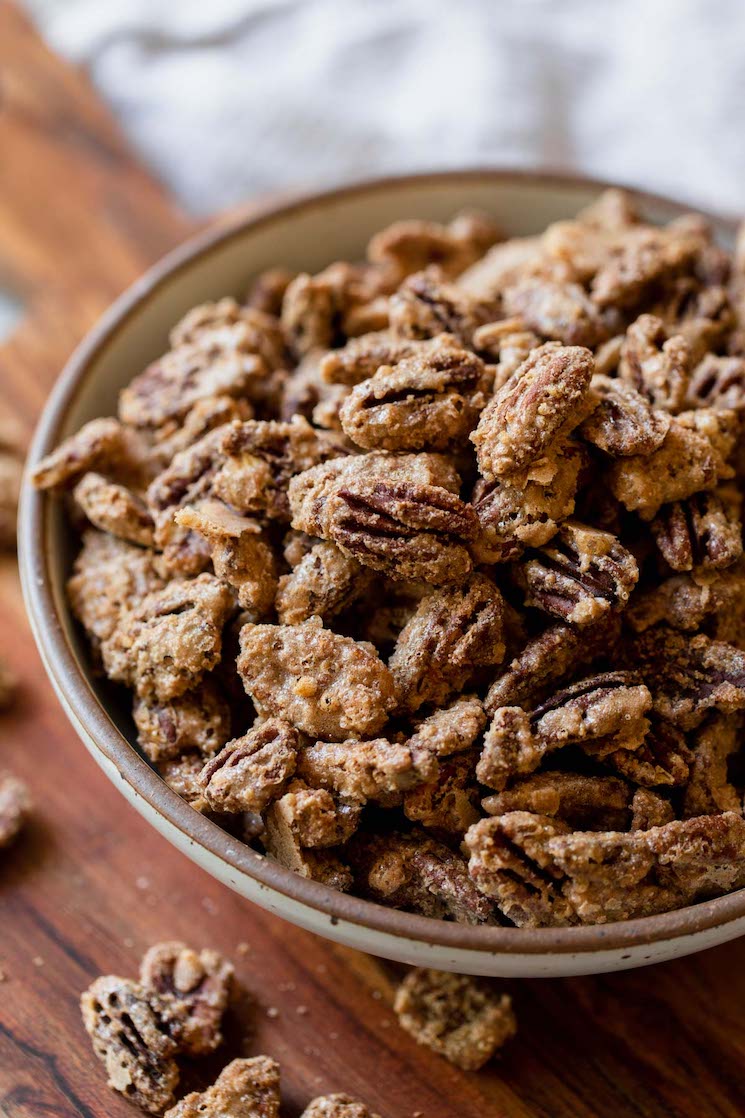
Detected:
[{"left": 25, "top": 170, "right": 745, "bottom": 964}]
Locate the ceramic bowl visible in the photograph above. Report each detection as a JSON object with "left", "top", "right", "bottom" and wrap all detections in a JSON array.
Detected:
[{"left": 20, "top": 169, "right": 745, "bottom": 977}]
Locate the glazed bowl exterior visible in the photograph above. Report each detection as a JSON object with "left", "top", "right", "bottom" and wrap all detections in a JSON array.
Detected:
[{"left": 19, "top": 169, "right": 745, "bottom": 976}]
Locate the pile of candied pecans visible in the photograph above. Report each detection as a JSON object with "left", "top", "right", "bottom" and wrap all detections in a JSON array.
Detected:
[{"left": 33, "top": 188, "right": 745, "bottom": 929}]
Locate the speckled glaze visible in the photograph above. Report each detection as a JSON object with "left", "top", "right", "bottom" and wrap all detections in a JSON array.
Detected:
[{"left": 19, "top": 169, "right": 745, "bottom": 976}]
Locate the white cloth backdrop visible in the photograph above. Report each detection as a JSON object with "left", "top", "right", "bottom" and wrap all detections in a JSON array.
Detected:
[{"left": 20, "top": 0, "right": 745, "bottom": 218}]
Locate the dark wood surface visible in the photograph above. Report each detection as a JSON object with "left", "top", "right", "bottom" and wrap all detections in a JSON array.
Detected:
[{"left": 1, "top": 6, "right": 745, "bottom": 1116}]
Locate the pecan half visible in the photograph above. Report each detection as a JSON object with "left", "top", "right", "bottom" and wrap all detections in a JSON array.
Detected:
[
  {"left": 514, "top": 520, "right": 639, "bottom": 626},
  {"left": 502, "top": 277, "right": 609, "bottom": 346},
  {"left": 482, "top": 771, "right": 643, "bottom": 832},
  {"left": 133, "top": 681, "right": 231, "bottom": 763},
  {"left": 618, "top": 314, "right": 691, "bottom": 413},
  {"left": 650, "top": 487, "right": 743, "bottom": 571},
  {"left": 590, "top": 226, "right": 698, "bottom": 310},
  {"left": 267, "top": 779, "right": 362, "bottom": 848},
  {"left": 199, "top": 719, "right": 300, "bottom": 813},
  {"left": 388, "top": 268, "right": 496, "bottom": 346},
  {"left": 299, "top": 737, "right": 436, "bottom": 806},
  {"left": 688, "top": 354, "right": 745, "bottom": 411},
  {"left": 139, "top": 941, "right": 233, "bottom": 1057},
  {"left": 389, "top": 573, "right": 506, "bottom": 713},
  {"left": 605, "top": 717, "right": 693, "bottom": 787},
  {"left": 73, "top": 472, "right": 155, "bottom": 546},
  {"left": 164, "top": 1057, "right": 281, "bottom": 1118},
  {"left": 682, "top": 713, "right": 743, "bottom": 817},
  {"left": 276, "top": 540, "right": 375, "bottom": 625},
  {"left": 367, "top": 212, "right": 501, "bottom": 282},
  {"left": 339, "top": 338, "right": 490, "bottom": 451},
  {"left": 407, "top": 695, "right": 487, "bottom": 759},
  {"left": 403, "top": 749, "right": 481, "bottom": 836},
  {"left": 261, "top": 805, "right": 353, "bottom": 891},
  {"left": 579, "top": 376, "right": 670, "bottom": 457},
  {"left": 31, "top": 417, "right": 131, "bottom": 491},
  {"left": 470, "top": 343, "right": 595, "bottom": 479}
]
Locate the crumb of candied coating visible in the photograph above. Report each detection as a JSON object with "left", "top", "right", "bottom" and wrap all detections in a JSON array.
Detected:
[
  {"left": 102, "top": 573, "right": 234, "bottom": 702},
  {"left": 133, "top": 682, "right": 231, "bottom": 763},
  {"left": 164, "top": 1056, "right": 281, "bottom": 1118},
  {"left": 470, "top": 343, "right": 596, "bottom": 480},
  {"left": 276, "top": 541, "right": 375, "bottom": 625},
  {"left": 298, "top": 737, "right": 436, "bottom": 805},
  {"left": 67, "top": 529, "right": 164, "bottom": 650},
  {"left": 393, "top": 969, "right": 516, "bottom": 1071},
  {"left": 237, "top": 617, "right": 396, "bottom": 740},
  {"left": 31, "top": 417, "right": 129, "bottom": 490},
  {"left": 301, "top": 1093, "right": 382, "bottom": 1118},
  {"left": 389, "top": 574, "right": 507, "bottom": 714},
  {"left": 139, "top": 940, "right": 234, "bottom": 1057},
  {"left": 0, "top": 772, "right": 31, "bottom": 848},
  {"left": 80, "top": 975, "right": 180, "bottom": 1114},
  {"left": 73, "top": 471, "right": 155, "bottom": 546},
  {"left": 346, "top": 829, "right": 494, "bottom": 924},
  {"left": 199, "top": 719, "right": 300, "bottom": 814}
]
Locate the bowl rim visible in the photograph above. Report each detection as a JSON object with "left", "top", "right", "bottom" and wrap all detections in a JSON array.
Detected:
[{"left": 20, "top": 165, "right": 745, "bottom": 957}]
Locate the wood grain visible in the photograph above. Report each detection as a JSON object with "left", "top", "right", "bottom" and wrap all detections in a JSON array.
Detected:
[{"left": 1, "top": 5, "right": 745, "bottom": 1116}]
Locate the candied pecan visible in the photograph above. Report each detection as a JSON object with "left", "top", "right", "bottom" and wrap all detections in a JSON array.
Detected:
[
  {"left": 688, "top": 354, "right": 745, "bottom": 411},
  {"left": 262, "top": 803, "right": 352, "bottom": 891},
  {"left": 120, "top": 336, "right": 264, "bottom": 430},
  {"left": 32, "top": 417, "right": 130, "bottom": 490},
  {"left": 618, "top": 314, "right": 691, "bottom": 413},
  {"left": 630, "top": 788, "right": 675, "bottom": 830},
  {"left": 247, "top": 267, "right": 296, "bottom": 315},
  {"left": 630, "top": 627, "right": 745, "bottom": 729},
  {"left": 608, "top": 409, "right": 736, "bottom": 519},
  {"left": 164, "top": 1057, "right": 281, "bottom": 1118},
  {"left": 388, "top": 268, "right": 496, "bottom": 347},
  {"left": 629, "top": 565, "right": 745, "bottom": 636},
  {"left": 650, "top": 487, "right": 743, "bottom": 571},
  {"left": 73, "top": 472, "right": 154, "bottom": 547},
  {"left": 213, "top": 416, "right": 341, "bottom": 522},
  {"left": 170, "top": 298, "right": 285, "bottom": 370},
  {"left": 389, "top": 574, "right": 506, "bottom": 713},
  {"left": 484, "top": 616, "right": 621, "bottom": 715},
  {"left": 199, "top": 719, "right": 299, "bottom": 814},
  {"left": 237, "top": 617, "right": 396, "bottom": 740},
  {"left": 470, "top": 343, "right": 595, "bottom": 480},
  {"left": 68, "top": 530, "right": 164, "bottom": 651},
  {"left": 139, "top": 941, "right": 233, "bottom": 1057},
  {"left": 146, "top": 425, "right": 229, "bottom": 562},
  {"left": 605, "top": 717, "right": 693, "bottom": 787},
  {"left": 338, "top": 338, "right": 490, "bottom": 452},
  {"left": 515, "top": 520, "right": 639, "bottom": 626},
  {"left": 0, "top": 772, "right": 31, "bottom": 847},
  {"left": 320, "top": 331, "right": 424, "bottom": 387},
  {"left": 267, "top": 780, "right": 362, "bottom": 848},
  {"left": 502, "top": 277, "right": 609, "bottom": 347},
  {"left": 464, "top": 812, "right": 577, "bottom": 927},
  {"left": 80, "top": 976, "right": 180, "bottom": 1114},
  {"left": 654, "top": 278, "right": 734, "bottom": 365},
  {"left": 276, "top": 541, "right": 375, "bottom": 625},
  {"left": 457, "top": 235, "right": 550, "bottom": 300},
  {"left": 590, "top": 225, "right": 698, "bottom": 310},
  {"left": 157, "top": 753, "right": 210, "bottom": 813},
  {"left": 403, "top": 749, "right": 480, "bottom": 835},
  {"left": 102, "top": 574, "right": 234, "bottom": 702},
  {"left": 682, "top": 713, "right": 743, "bottom": 817},
  {"left": 299, "top": 737, "right": 436, "bottom": 805},
  {"left": 579, "top": 376, "right": 670, "bottom": 457},
  {"left": 471, "top": 321, "right": 541, "bottom": 385},
  {"left": 281, "top": 269, "right": 345, "bottom": 358},
  {"left": 471, "top": 439, "right": 587, "bottom": 562},
  {"left": 347, "top": 830, "right": 494, "bottom": 924},
  {"left": 367, "top": 212, "right": 501, "bottom": 282},
  {"left": 407, "top": 695, "right": 487, "bottom": 759},
  {"left": 477, "top": 672, "right": 651, "bottom": 790},
  {"left": 148, "top": 396, "right": 254, "bottom": 474},
  {"left": 133, "top": 681, "right": 231, "bottom": 763},
  {"left": 301, "top": 1094, "right": 381, "bottom": 1118},
  {"left": 278, "top": 349, "right": 347, "bottom": 429},
  {"left": 176, "top": 501, "right": 278, "bottom": 616},
  {"left": 393, "top": 969, "right": 515, "bottom": 1071},
  {"left": 482, "top": 771, "right": 640, "bottom": 832}
]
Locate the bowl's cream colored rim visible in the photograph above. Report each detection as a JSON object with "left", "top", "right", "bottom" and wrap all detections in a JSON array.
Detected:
[{"left": 20, "top": 167, "right": 745, "bottom": 957}]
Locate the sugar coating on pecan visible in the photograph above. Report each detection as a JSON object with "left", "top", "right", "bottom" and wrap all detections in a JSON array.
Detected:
[
  {"left": 164, "top": 1057, "right": 281, "bottom": 1118},
  {"left": 74, "top": 471, "right": 154, "bottom": 547},
  {"left": 139, "top": 941, "right": 233, "bottom": 1057},
  {"left": 133, "top": 681, "right": 231, "bottom": 763},
  {"left": 393, "top": 968, "right": 515, "bottom": 1071},
  {"left": 618, "top": 314, "right": 691, "bottom": 413},
  {"left": 267, "top": 779, "right": 362, "bottom": 848},
  {"left": 688, "top": 354, "right": 745, "bottom": 411},
  {"left": 301, "top": 1094, "right": 381, "bottom": 1118},
  {"left": 276, "top": 541, "right": 375, "bottom": 625},
  {"left": 650, "top": 487, "right": 743, "bottom": 571},
  {"left": 199, "top": 719, "right": 300, "bottom": 814},
  {"left": 368, "top": 212, "right": 501, "bottom": 284},
  {"left": 32, "top": 417, "right": 130, "bottom": 491},
  {"left": 388, "top": 268, "right": 496, "bottom": 347},
  {"left": 102, "top": 574, "right": 234, "bottom": 701},
  {"left": 470, "top": 343, "right": 596, "bottom": 479},
  {"left": 502, "top": 277, "right": 609, "bottom": 347},
  {"left": 407, "top": 695, "right": 487, "bottom": 759},
  {"left": 389, "top": 574, "right": 506, "bottom": 713},
  {"left": 175, "top": 501, "right": 278, "bottom": 616},
  {"left": 237, "top": 617, "right": 396, "bottom": 740},
  {"left": 339, "top": 337, "right": 490, "bottom": 451},
  {"left": 605, "top": 717, "right": 693, "bottom": 788},
  {"left": 347, "top": 830, "right": 494, "bottom": 924},
  {"left": 471, "top": 439, "right": 587, "bottom": 562},
  {"left": 682, "top": 714, "right": 743, "bottom": 818},
  {"left": 482, "top": 771, "right": 643, "bottom": 832},
  {"left": 262, "top": 803, "right": 353, "bottom": 891},
  {"left": 590, "top": 225, "right": 698, "bottom": 310},
  {"left": 403, "top": 749, "right": 481, "bottom": 836},
  {"left": 247, "top": 267, "right": 296, "bottom": 315},
  {"left": 320, "top": 331, "right": 426, "bottom": 386},
  {"left": 298, "top": 737, "right": 436, "bottom": 805},
  {"left": 0, "top": 771, "right": 31, "bottom": 847},
  {"left": 67, "top": 529, "right": 164, "bottom": 650},
  {"left": 80, "top": 976, "right": 180, "bottom": 1114},
  {"left": 157, "top": 753, "right": 211, "bottom": 813},
  {"left": 515, "top": 520, "right": 639, "bottom": 626},
  {"left": 579, "top": 375, "right": 671, "bottom": 457}
]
